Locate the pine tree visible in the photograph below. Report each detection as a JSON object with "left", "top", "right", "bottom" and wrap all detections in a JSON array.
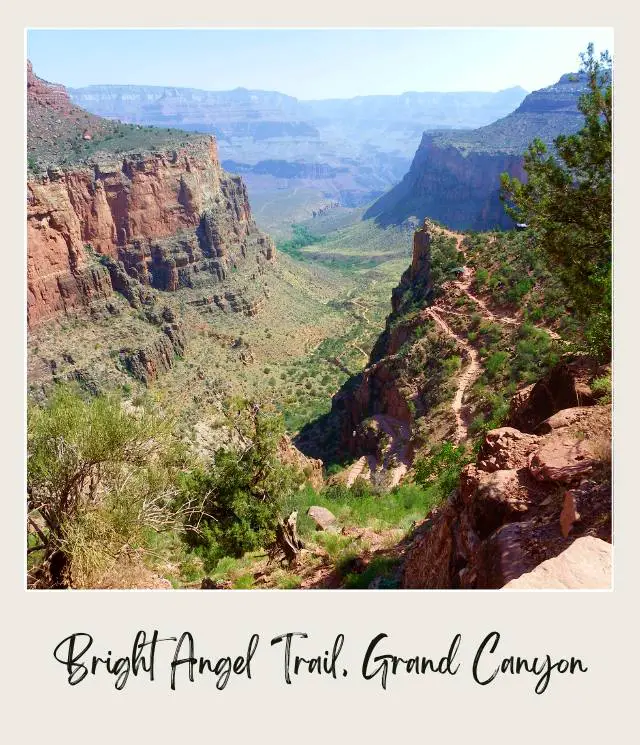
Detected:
[{"left": 500, "top": 44, "right": 612, "bottom": 359}]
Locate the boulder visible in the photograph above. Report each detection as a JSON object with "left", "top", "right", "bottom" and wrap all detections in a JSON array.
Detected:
[
  {"left": 307, "top": 506, "right": 337, "bottom": 532},
  {"left": 401, "top": 403, "right": 611, "bottom": 590},
  {"left": 503, "top": 536, "right": 611, "bottom": 589},
  {"left": 528, "top": 436, "right": 596, "bottom": 484}
]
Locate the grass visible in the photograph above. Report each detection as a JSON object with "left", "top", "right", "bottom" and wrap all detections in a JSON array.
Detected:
[
  {"left": 285, "top": 461, "right": 458, "bottom": 535},
  {"left": 343, "top": 557, "right": 400, "bottom": 589}
]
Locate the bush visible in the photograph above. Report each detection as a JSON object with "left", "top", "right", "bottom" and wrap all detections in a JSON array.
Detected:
[
  {"left": 485, "top": 351, "right": 510, "bottom": 381},
  {"left": 27, "top": 384, "right": 186, "bottom": 588},
  {"left": 591, "top": 374, "right": 612, "bottom": 404},
  {"left": 475, "top": 268, "right": 489, "bottom": 288},
  {"left": 413, "top": 442, "right": 470, "bottom": 499},
  {"left": 180, "top": 399, "right": 304, "bottom": 564}
]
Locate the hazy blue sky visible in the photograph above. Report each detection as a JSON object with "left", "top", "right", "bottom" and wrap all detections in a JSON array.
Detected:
[{"left": 27, "top": 28, "right": 614, "bottom": 99}]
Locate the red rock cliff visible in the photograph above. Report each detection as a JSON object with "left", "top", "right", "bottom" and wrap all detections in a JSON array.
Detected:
[{"left": 27, "top": 65, "right": 275, "bottom": 328}]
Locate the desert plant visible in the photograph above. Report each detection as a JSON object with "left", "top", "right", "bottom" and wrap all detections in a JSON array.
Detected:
[
  {"left": 180, "top": 398, "right": 304, "bottom": 565},
  {"left": 27, "top": 384, "right": 188, "bottom": 588}
]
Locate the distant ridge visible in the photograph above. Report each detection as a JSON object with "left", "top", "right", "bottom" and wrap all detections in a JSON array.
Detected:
[{"left": 364, "top": 73, "right": 588, "bottom": 231}]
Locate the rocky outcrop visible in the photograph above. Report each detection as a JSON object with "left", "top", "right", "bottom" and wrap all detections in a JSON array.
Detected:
[
  {"left": 277, "top": 435, "right": 324, "bottom": 489},
  {"left": 401, "top": 401, "right": 611, "bottom": 589},
  {"left": 331, "top": 222, "right": 455, "bottom": 459},
  {"left": 503, "top": 536, "right": 611, "bottom": 589},
  {"left": 366, "top": 139, "right": 526, "bottom": 231},
  {"left": 27, "top": 64, "right": 276, "bottom": 328},
  {"left": 365, "top": 73, "right": 588, "bottom": 231},
  {"left": 118, "top": 322, "right": 188, "bottom": 385},
  {"left": 507, "top": 355, "right": 608, "bottom": 432}
]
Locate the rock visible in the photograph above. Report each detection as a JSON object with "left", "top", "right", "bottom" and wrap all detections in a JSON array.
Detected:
[
  {"left": 507, "top": 356, "right": 603, "bottom": 432},
  {"left": 528, "top": 436, "right": 597, "bottom": 484},
  {"left": 307, "top": 506, "right": 337, "bottom": 531},
  {"left": 401, "top": 403, "right": 611, "bottom": 589},
  {"left": 201, "top": 577, "right": 232, "bottom": 589},
  {"left": 118, "top": 322, "right": 188, "bottom": 384},
  {"left": 277, "top": 435, "right": 324, "bottom": 489},
  {"left": 503, "top": 537, "right": 611, "bottom": 589},
  {"left": 463, "top": 467, "right": 531, "bottom": 539},
  {"left": 27, "top": 63, "right": 275, "bottom": 328},
  {"left": 559, "top": 479, "right": 611, "bottom": 540},
  {"left": 560, "top": 489, "right": 580, "bottom": 538}
]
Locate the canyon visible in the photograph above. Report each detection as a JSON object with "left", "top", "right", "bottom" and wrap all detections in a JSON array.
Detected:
[
  {"left": 26, "top": 59, "right": 612, "bottom": 591},
  {"left": 365, "top": 73, "right": 589, "bottom": 230},
  {"left": 28, "top": 61, "right": 275, "bottom": 331},
  {"left": 67, "top": 82, "right": 528, "bottom": 236}
]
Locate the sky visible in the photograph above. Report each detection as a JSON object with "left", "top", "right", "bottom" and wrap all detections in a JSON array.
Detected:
[{"left": 27, "top": 28, "right": 614, "bottom": 99}]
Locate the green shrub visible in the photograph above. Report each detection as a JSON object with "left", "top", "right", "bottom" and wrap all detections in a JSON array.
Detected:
[
  {"left": 475, "top": 268, "right": 489, "bottom": 288},
  {"left": 343, "top": 557, "right": 400, "bottom": 589},
  {"left": 413, "top": 442, "right": 470, "bottom": 498},
  {"left": 485, "top": 351, "right": 510, "bottom": 381},
  {"left": 180, "top": 399, "right": 304, "bottom": 563},
  {"left": 27, "top": 384, "right": 185, "bottom": 588}
]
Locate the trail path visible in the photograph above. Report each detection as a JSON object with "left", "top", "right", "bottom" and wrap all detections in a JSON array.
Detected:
[
  {"left": 425, "top": 306, "right": 480, "bottom": 444},
  {"left": 344, "top": 225, "right": 564, "bottom": 485},
  {"left": 429, "top": 228, "right": 486, "bottom": 443},
  {"left": 428, "top": 226, "right": 563, "bottom": 442}
]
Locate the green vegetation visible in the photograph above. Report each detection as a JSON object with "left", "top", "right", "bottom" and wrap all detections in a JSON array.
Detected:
[
  {"left": 343, "top": 557, "right": 400, "bottom": 589},
  {"left": 277, "top": 224, "right": 324, "bottom": 260},
  {"left": 464, "top": 230, "right": 577, "bottom": 334},
  {"left": 27, "top": 381, "right": 475, "bottom": 589},
  {"left": 285, "top": 478, "right": 446, "bottom": 535},
  {"left": 501, "top": 44, "right": 612, "bottom": 360},
  {"left": 591, "top": 374, "right": 612, "bottom": 404},
  {"left": 413, "top": 442, "right": 471, "bottom": 495},
  {"left": 431, "top": 233, "right": 464, "bottom": 297},
  {"left": 27, "top": 384, "right": 186, "bottom": 588},
  {"left": 278, "top": 219, "right": 412, "bottom": 275},
  {"left": 28, "top": 113, "right": 203, "bottom": 171},
  {"left": 180, "top": 398, "right": 304, "bottom": 568}
]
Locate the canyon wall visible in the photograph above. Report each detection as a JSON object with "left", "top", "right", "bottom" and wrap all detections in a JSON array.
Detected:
[
  {"left": 331, "top": 223, "right": 455, "bottom": 459},
  {"left": 27, "top": 64, "right": 275, "bottom": 328},
  {"left": 365, "top": 73, "right": 588, "bottom": 231},
  {"left": 365, "top": 137, "right": 526, "bottom": 231}
]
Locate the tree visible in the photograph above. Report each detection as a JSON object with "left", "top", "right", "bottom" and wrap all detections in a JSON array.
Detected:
[
  {"left": 180, "top": 398, "right": 304, "bottom": 566},
  {"left": 27, "top": 385, "right": 187, "bottom": 588},
  {"left": 500, "top": 44, "right": 612, "bottom": 359}
]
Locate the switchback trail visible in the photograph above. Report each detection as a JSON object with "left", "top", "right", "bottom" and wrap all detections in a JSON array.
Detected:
[
  {"left": 429, "top": 226, "right": 563, "bottom": 443},
  {"left": 425, "top": 306, "right": 480, "bottom": 445}
]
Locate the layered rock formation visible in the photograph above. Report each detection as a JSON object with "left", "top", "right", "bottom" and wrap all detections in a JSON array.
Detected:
[
  {"left": 27, "top": 63, "right": 275, "bottom": 328},
  {"left": 401, "top": 380, "right": 611, "bottom": 590},
  {"left": 365, "top": 73, "right": 588, "bottom": 231},
  {"left": 331, "top": 222, "right": 455, "bottom": 461},
  {"left": 66, "top": 81, "right": 527, "bottom": 233},
  {"left": 366, "top": 140, "right": 526, "bottom": 231}
]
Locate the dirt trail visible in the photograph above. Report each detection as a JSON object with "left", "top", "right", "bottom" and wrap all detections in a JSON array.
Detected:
[
  {"left": 439, "top": 225, "right": 562, "bottom": 339},
  {"left": 428, "top": 226, "right": 563, "bottom": 441},
  {"left": 453, "top": 267, "right": 519, "bottom": 326},
  {"left": 349, "top": 298, "right": 371, "bottom": 326},
  {"left": 426, "top": 307, "right": 480, "bottom": 444},
  {"left": 345, "top": 225, "right": 563, "bottom": 485},
  {"left": 427, "top": 228, "right": 484, "bottom": 443}
]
